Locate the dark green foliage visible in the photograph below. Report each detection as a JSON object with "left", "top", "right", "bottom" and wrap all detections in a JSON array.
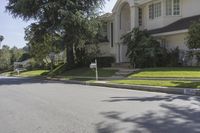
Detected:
[
  {"left": 187, "top": 21, "right": 200, "bottom": 49},
  {"left": 122, "top": 28, "right": 181, "bottom": 68},
  {"left": 75, "top": 47, "right": 93, "bottom": 67},
  {"left": 95, "top": 56, "right": 115, "bottom": 67},
  {"left": 0, "top": 35, "right": 4, "bottom": 42},
  {"left": 0, "top": 45, "right": 11, "bottom": 70},
  {"left": 18, "top": 53, "right": 30, "bottom": 62},
  {"left": 187, "top": 21, "right": 200, "bottom": 65},
  {"left": 167, "top": 47, "right": 180, "bottom": 67},
  {"left": 10, "top": 47, "right": 24, "bottom": 63},
  {"left": 6, "top": 0, "right": 105, "bottom": 66},
  {"left": 122, "top": 28, "right": 163, "bottom": 68},
  {"left": 0, "top": 45, "right": 28, "bottom": 71}
]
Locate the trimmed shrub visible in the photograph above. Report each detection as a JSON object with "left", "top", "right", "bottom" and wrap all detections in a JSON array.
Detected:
[{"left": 93, "top": 56, "right": 115, "bottom": 67}]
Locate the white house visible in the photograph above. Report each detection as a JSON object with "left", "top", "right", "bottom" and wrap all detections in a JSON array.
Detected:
[{"left": 99, "top": 0, "right": 200, "bottom": 64}]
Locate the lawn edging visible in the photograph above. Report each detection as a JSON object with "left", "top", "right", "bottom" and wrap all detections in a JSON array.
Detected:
[
  {"left": 43, "top": 77, "right": 200, "bottom": 96},
  {"left": 3, "top": 75, "right": 200, "bottom": 96},
  {"left": 89, "top": 82, "right": 200, "bottom": 96}
]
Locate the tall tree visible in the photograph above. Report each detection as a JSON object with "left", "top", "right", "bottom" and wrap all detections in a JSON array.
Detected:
[
  {"left": 10, "top": 46, "right": 24, "bottom": 63},
  {"left": 0, "top": 45, "right": 11, "bottom": 70},
  {"left": 6, "top": 0, "right": 104, "bottom": 66},
  {"left": 0, "top": 35, "right": 4, "bottom": 47}
]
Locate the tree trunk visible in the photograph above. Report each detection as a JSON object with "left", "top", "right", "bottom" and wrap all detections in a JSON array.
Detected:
[
  {"left": 64, "top": 34, "right": 75, "bottom": 67},
  {"left": 66, "top": 43, "right": 74, "bottom": 66}
]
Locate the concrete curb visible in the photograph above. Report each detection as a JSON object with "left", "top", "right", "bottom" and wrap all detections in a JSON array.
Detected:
[
  {"left": 3, "top": 76, "right": 199, "bottom": 96},
  {"left": 89, "top": 82, "right": 200, "bottom": 96},
  {"left": 42, "top": 77, "right": 200, "bottom": 96}
]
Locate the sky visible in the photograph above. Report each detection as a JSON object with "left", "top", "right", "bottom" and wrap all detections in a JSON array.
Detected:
[{"left": 0, "top": 0, "right": 117, "bottom": 48}]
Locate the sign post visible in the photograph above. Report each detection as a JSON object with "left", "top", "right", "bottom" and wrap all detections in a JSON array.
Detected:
[
  {"left": 95, "top": 59, "right": 98, "bottom": 81},
  {"left": 90, "top": 59, "right": 98, "bottom": 81}
]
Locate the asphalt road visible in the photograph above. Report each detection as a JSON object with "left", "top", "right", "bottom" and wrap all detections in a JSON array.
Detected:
[{"left": 0, "top": 76, "right": 200, "bottom": 133}]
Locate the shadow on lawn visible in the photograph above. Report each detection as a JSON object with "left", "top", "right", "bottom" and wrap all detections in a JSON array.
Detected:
[
  {"left": 97, "top": 95, "right": 200, "bottom": 133},
  {"left": 172, "top": 81, "right": 200, "bottom": 89}
]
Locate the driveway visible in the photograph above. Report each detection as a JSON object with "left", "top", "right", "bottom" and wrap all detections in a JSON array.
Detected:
[{"left": 0, "top": 76, "right": 200, "bottom": 133}]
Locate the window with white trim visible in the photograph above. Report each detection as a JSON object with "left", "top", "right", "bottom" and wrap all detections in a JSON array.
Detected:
[
  {"left": 166, "top": 0, "right": 180, "bottom": 16},
  {"left": 149, "top": 2, "right": 162, "bottom": 20}
]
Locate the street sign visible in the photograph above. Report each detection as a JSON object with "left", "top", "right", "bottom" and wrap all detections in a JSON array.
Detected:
[
  {"left": 90, "top": 63, "right": 97, "bottom": 69},
  {"left": 90, "top": 59, "right": 98, "bottom": 80}
]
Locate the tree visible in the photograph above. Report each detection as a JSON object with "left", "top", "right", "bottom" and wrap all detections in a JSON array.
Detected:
[
  {"left": 6, "top": 0, "right": 105, "bottom": 66},
  {"left": 187, "top": 21, "right": 200, "bottom": 64},
  {"left": 26, "top": 31, "right": 63, "bottom": 70},
  {"left": 10, "top": 46, "right": 24, "bottom": 63},
  {"left": 0, "top": 35, "right": 4, "bottom": 47},
  {"left": 122, "top": 28, "right": 164, "bottom": 68},
  {"left": 187, "top": 21, "right": 200, "bottom": 49},
  {"left": 0, "top": 45, "right": 11, "bottom": 70}
]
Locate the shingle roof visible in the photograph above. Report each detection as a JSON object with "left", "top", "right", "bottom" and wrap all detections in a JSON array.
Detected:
[{"left": 148, "top": 15, "right": 200, "bottom": 34}]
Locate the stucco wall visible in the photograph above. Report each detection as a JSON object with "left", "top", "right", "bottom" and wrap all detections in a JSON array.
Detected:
[
  {"left": 141, "top": 0, "right": 200, "bottom": 30},
  {"left": 97, "top": 42, "right": 115, "bottom": 57},
  {"left": 164, "top": 33, "right": 188, "bottom": 50},
  {"left": 182, "top": 0, "right": 200, "bottom": 17},
  {"left": 120, "top": 3, "right": 131, "bottom": 36},
  {"left": 163, "top": 32, "right": 198, "bottom": 66}
]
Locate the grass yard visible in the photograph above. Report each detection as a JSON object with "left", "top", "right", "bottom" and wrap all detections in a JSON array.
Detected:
[
  {"left": 129, "top": 67, "right": 200, "bottom": 78},
  {"left": 19, "top": 70, "right": 49, "bottom": 77},
  {"left": 111, "top": 80, "right": 200, "bottom": 89},
  {"left": 0, "top": 71, "right": 14, "bottom": 76},
  {"left": 1, "top": 70, "right": 49, "bottom": 77},
  {"left": 60, "top": 68, "right": 117, "bottom": 77}
]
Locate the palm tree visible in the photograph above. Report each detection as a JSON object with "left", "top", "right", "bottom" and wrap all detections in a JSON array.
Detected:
[{"left": 0, "top": 35, "right": 4, "bottom": 48}]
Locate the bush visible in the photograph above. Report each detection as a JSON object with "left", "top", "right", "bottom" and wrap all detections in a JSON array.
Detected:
[
  {"left": 122, "top": 28, "right": 181, "bottom": 68},
  {"left": 75, "top": 47, "right": 93, "bottom": 67},
  {"left": 167, "top": 47, "right": 180, "bottom": 67},
  {"left": 94, "top": 56, "right": 115, "bottom": 67},
  {"left": 122, "top": 28, "right": 166, "bottom": 68}
]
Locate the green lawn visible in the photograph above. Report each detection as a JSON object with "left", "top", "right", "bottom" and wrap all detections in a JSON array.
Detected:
[
  {"left": 19, "top": 70, "right": 49, "bottom": 77},
  {"left": 1, "top": 70, "right": 49, "bottom": 77},
  {"left": 0, "top": 71, "right": 14, "bottom": 76},
  {"left": 129, "top": 67, "right": 200, "bottom": 78},
  {"left": 111, "top": 80, "right": 200, "bottom": 89},
  {"left": 61, "top": 68, "right": 117, "bottom": 77}
]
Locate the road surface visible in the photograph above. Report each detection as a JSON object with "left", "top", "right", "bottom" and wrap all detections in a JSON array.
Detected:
[{"left": 0, "top": 76, "right": 200, "bottom": 133}]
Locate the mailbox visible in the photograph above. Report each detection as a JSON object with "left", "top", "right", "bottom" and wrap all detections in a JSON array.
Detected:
[{"left": 90, "top": 63, "right": 97, "bottom": 69}]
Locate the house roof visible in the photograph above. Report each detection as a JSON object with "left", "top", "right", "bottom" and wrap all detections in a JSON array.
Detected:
[
  {"left": 148, "top": 15, "right": 200, "bottom": 35},
  {"left": 98, "top": 13, "right": 113, "bottom": 21}
]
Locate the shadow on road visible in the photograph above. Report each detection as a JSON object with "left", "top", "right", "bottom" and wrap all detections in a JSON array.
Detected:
[
  {"left": 103, "top": 95, "right": 200, "bottom": 103},
  {"left": 98, "top": 95, "right": 200, "bottom": 133}
]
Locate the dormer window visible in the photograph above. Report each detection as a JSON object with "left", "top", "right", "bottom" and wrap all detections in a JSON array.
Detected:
[{"left": 166, "top": 0, "right": 180, "bottom": 16}]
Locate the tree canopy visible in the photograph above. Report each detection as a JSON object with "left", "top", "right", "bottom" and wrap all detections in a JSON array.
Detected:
[
  {"left": 187, "top": 21, "right": 200, "bottom": 64},
  {"left": 0, "top": 35, "right": 4, "bottom": 43},
  {"left": 6, "top": 0, "right": 105, "bottom": 66},
  {"left": 187, "top": 21, "right": 200, "bottom": 49}
]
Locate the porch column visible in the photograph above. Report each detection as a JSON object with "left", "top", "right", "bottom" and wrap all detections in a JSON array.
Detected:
[
  {"left": 130, "top": 5, "right": 139, "bottom": 29},
  {"left": 114, "top": 12, "right": 121, "bottom": 63}
]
